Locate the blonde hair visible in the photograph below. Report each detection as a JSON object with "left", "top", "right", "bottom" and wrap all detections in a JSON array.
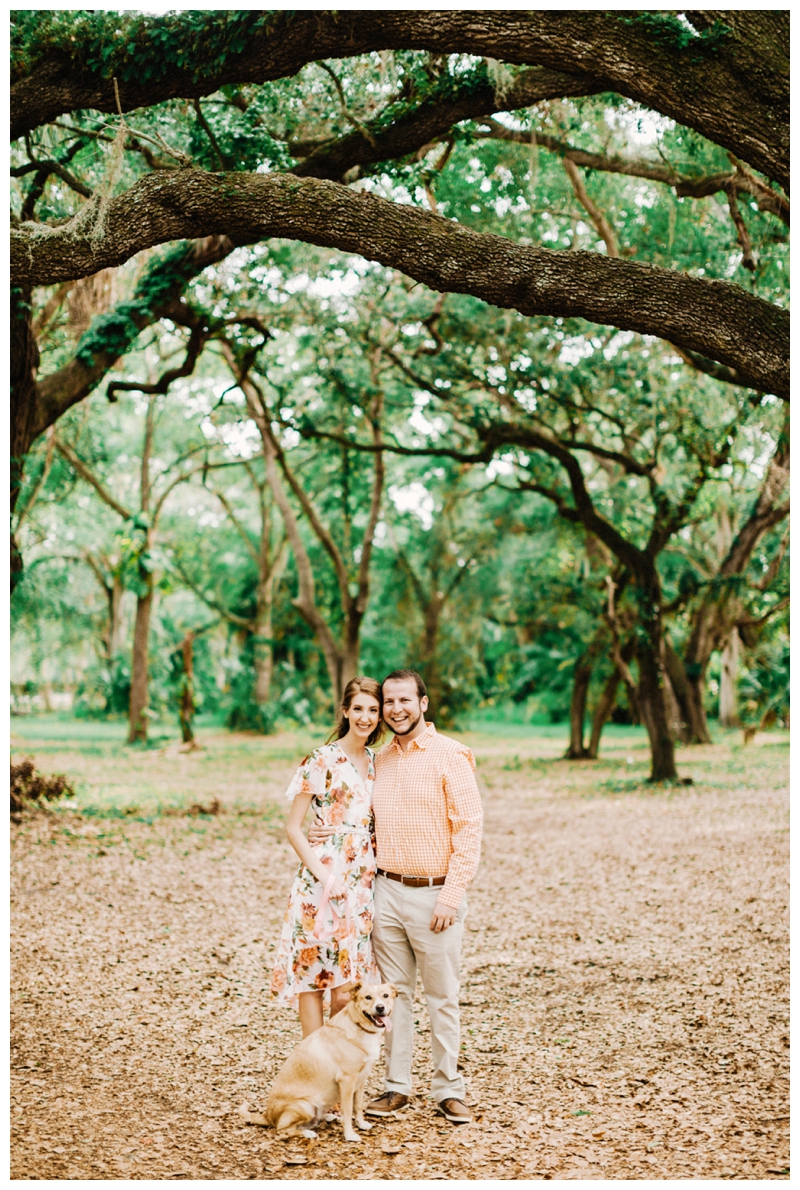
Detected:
[{"left": 327, "top": 677, "right": 384, "bottom": 747}]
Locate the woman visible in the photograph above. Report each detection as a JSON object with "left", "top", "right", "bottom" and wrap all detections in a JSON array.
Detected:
[{"left": 270, "top": 676, "right": 383, "bottom": 1037}]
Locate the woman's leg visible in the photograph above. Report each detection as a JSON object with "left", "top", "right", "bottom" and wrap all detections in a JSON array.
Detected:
[
  {"left": 298, "top": 991, "right": 324, "bottom": 1037},
  {"left": 329, "top": 982, "right": 353, "bottom": 1018}
]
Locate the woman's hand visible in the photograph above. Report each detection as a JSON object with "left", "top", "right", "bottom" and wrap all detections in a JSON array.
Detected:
[{"left": 318, "top": 859, "right": 347, "bottom": 899}]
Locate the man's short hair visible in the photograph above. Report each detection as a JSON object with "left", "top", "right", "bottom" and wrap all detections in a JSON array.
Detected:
[{"left": 383, "top": 669, "right": 427, "bottom": 699}]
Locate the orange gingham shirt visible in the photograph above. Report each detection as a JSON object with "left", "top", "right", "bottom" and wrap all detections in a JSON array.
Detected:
[{"left": 373, "top": 722, "right": 483, "bottom": 909}]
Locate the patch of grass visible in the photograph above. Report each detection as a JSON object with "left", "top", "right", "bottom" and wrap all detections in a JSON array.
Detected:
[{"left": 598, "top": 777, "right": 654, "bottom": 795}]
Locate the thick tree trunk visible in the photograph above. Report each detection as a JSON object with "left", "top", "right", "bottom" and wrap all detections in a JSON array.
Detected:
[
  {"left": 678, "top": 430, "right": 789, "bottom": 737},
  {"left": 719, "top": 631, "right": 741, "bottom": 728},
  {"left": 587, "top": 668, "right": 621, "bottom": 760},
  {"left": 683, "top": 672, "right": 712, "bottom": 745},
  {"left": 635, "top": 640, "right": 678, "bottom": 782},
  {"left": 127, "top": 584, "right": 153, "bottom": 744},
  {"left": 105, "top": 573, "right": 125, "bottom": 664},
  {"left": 586, "top": 636, "right": 636, "bottom": 758},
  {"left": 252, "top": 586, "right": 274, "bottom": 706},
  {"left": 178, "top": 631, "right": 195, "bottom": 745},
  {"left": 252, "top": 635, "right": 273, "bottom": 706},
  {"left": 418, "top": 602, "right": 443, "bottom": 714},
  {"left": 252, "top": 536, "right": 288, "bottom": 705},
  {"left": 339, "top": 639, "right": 360, "bottom": 704},
  {"left": 662, "top": 637, "right": 706, "bottom": 744},
  {"left": 566, "top": 655, "right": 593, "bottom": 759},
  {"left": 11, "top": 286, "right": 41, "bottom": 589}
]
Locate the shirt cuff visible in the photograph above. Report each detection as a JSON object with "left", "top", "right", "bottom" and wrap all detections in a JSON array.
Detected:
[{"left": 438, "top": 882, "right": 466, "bottom": 910}]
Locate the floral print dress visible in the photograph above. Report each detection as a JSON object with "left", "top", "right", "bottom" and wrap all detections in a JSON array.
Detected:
[{"left": 271, "top": 742, "right": 379, "bottom": 1008}]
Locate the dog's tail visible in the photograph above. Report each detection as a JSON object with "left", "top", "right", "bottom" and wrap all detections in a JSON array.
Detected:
[{"left": 237, "top": 1102, "right": 270, "bottom": 1127}]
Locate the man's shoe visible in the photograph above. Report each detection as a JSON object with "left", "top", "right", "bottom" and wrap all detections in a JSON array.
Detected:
[
  {"left": 365, "top": 1092, "right": 410, "bottom": 1118},
  {"left": 437, "top": 1098, "right": 472, "bottom": 1124}
]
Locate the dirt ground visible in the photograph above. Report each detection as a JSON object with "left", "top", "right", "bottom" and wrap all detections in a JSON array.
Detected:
[{"left": 10, "top": 720, "right": 789, "bottom": 1180}]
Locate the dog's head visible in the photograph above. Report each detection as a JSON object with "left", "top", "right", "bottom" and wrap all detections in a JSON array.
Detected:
[{"left": 350, "top": 982, "right": 398, "bottom": 1032}]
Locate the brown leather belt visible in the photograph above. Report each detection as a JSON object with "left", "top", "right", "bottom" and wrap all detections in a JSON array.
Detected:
[{"left": 377, "top": 869, "right": 446, "bottom": 888}]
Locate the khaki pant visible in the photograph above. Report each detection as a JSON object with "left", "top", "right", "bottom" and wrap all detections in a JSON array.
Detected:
[{"left": 371, "top": 874, "right": 467, "bottom": 1102}]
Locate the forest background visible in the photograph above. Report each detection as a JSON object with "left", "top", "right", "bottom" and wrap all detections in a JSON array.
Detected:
[
  {"left": 11, "top": 8, "right": 789, "bottom": 778},
  {"left": 9, "top": 9, "right": 790, "bottom": 1181}
]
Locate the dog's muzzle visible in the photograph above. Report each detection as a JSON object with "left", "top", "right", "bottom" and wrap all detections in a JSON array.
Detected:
[{"left": 365, "top": 1009, "right": 392, "bottom": 1032}]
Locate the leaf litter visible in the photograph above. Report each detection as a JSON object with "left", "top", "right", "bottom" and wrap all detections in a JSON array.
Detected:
[{"left": 10, "top": 726, "right": 789, "bottom": 1179}]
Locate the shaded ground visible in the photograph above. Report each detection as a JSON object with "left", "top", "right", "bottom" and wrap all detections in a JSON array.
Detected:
[{"left": 11, "top": 718, "right": 789, "bottom": 1180}]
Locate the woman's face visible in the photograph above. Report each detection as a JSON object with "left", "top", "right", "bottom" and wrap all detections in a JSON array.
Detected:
[{"left": 343, "top": 694, "right": 381, "bottom": 739}]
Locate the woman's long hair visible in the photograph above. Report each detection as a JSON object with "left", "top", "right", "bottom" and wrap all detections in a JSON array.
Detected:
[{"left": 326, "top": 677, "right": 385, "bottom": 748}]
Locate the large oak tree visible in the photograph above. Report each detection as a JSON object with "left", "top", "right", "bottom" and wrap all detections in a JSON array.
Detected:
[
  {"left": 11, "top": 11, "right": 788, "bottom": 515},
  {"left": 10, "top": 11, "right": 789, "bottom": 771}
]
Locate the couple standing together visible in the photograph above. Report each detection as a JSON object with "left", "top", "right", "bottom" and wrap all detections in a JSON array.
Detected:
[{"left": 270, "top": 670, "right": 483, "bottom": 1124}]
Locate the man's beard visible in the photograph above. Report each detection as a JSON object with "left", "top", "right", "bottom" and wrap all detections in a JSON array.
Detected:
[{"left": 388, "top": 712, "right": 421, "bottom": 736}]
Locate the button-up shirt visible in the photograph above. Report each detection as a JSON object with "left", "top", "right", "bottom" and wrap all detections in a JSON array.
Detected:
[{"left": 373, "top": 722, "right": 483, "bottom": 909}]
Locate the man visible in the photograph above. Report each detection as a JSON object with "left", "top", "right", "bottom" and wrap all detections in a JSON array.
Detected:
[{"left": 311, "top": 669, "right": 483, "bottom": 1124}]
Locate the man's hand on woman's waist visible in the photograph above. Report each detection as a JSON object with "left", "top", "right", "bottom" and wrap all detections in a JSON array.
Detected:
[{"left": 307, "top": 821, "right": 338, "bottom": 846}]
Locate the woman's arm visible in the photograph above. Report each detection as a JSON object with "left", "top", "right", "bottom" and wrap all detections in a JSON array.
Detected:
[{"left": 286, "top": 794, "right": 346, "bottom": 897}]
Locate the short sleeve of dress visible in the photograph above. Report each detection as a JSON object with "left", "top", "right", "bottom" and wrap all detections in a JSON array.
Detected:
[{"left": 283, "top": 748, "right": 331, "bottom": 805}]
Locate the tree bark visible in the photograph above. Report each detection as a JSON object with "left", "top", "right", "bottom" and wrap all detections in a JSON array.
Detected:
[
  {"left": 12, "top": 10, "right": 788, "bottom": 187},
  {"left": 10, "top": 286, "right": 40, "bottom": 587},
  {"left": 127, "top": 583, "right": 153, "bottom": 744},
  {"left": 661, "top": 636, "right": 705, "bottom": 744},
  {"left": 249, "top": 394, "right": 345, "bottom": 703},
  {"left": 679, "top": 422, "right": 789, "bottom": 737},
  {"left": 588, "top": 656, "right": 623, "bottom": 756},
  {"left": 718, "top": 631, "right": 741, "bottom": 728},
  {"left": 108, "top": 573, "right": 124, "bottom": 661},
  {"left": 11, "top": 171, "right": 788, "bottom": 399},
  {"left": 635, "top": 634, "right": 678, "bottom": 782},
  {"left": 252, "top": 540, "right": 288, "bottom": 705},
  {"left": 178, "top": 630, "right": 195, "bottom": 745},
  {"left": 566, "top": 654, "right": 593, "bottom": 759}
]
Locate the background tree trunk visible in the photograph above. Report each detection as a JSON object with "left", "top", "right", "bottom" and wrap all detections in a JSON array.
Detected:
[
  {"left": 11, "top": 286, "right": 41, "bottom": 588},
  {"left": 636, "top": 639, "right": 678, "bottom": 782},
  {"left": 178, "top": 630, "right": 195, "bottom": 745},
  {"left": 127, "top": 582, "right": 153, "bottom": 744},
  {"left": 719, "top": 631, "right": 741, "bottom": 728},
  {"left": 587, "top": 669, "right": 620, "bottom": 760},
  {"left": 566, "top": 654, "right": 593, "bottom": 759},
  {"left": 108, "top": 574, "right": 125, "bottom": 662},
  {"left": 661, "top": 638, "right": 701, "bottom": 743}
]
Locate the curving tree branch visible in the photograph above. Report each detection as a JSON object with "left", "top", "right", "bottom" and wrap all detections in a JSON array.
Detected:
[
  {"left": 11, "top": 11, "right": 788, "bottom": 188},
  {"left": 12, "top": 169, "right": 789, "bottom": 398}
]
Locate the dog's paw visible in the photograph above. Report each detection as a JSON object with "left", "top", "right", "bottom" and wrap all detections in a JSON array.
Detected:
[
  {"left": 343, "top": 1133, "right": 361, "bottom": 1142},
  {"left": 355, "top": 1118, "right": 373, "bottom": 1131},
  {"left": 300, "top": 1129, "right": 318, "bottom": 1140},
  {"left": 237, "top": 1104, "right": 268, "bottom": 1126}
]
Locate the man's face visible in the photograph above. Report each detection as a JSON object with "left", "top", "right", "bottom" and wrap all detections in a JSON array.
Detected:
[{"left": 382, "top": 678, "right": 428, "bottom": 736}]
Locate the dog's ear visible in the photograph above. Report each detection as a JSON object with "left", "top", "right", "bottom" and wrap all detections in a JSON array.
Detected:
[
  {"left": 389, "top": 983, "right": 399, "bottom": 999},
  {"left": 349, "top": 981, "right": 362, "bottom": 999}
]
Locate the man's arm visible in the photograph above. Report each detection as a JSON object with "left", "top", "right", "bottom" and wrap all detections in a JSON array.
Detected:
[{"left": 431, "top": 745, "right": 483, "bottom": 929}]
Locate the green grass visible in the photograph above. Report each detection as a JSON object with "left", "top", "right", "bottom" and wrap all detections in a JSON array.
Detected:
[{"left": 10, "top": 713, "right": 789, "bottom": 823}]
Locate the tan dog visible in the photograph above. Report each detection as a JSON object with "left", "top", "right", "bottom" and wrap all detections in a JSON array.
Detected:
[{"left": 238, "top": 982, "right": 397, "bottom": 1143}]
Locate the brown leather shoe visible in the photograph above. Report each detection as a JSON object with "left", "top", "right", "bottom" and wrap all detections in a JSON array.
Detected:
[
  {"left": 365, "top": 1092, "right": 410, "bottom": 1118},
  {"left": 438, "top": 1098, "right": 472, "bottom": 1124}
]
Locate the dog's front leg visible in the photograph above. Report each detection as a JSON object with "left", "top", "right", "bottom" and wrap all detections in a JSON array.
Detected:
[
  {"left": 338, "top": 1076, "right": 360, "bottom": 1142},
  {"left": 353, "top": 1078, "right": 373, "bottom": 1131}
]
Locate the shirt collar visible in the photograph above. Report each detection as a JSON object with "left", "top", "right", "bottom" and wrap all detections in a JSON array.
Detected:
[{"left": 389, "top": 721, "right": 436, "bottom": 752}]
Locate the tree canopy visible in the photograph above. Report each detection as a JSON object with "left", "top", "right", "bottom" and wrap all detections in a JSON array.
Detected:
[{"left": 11, "top": 9, "right": 789, "bottom": 781}]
